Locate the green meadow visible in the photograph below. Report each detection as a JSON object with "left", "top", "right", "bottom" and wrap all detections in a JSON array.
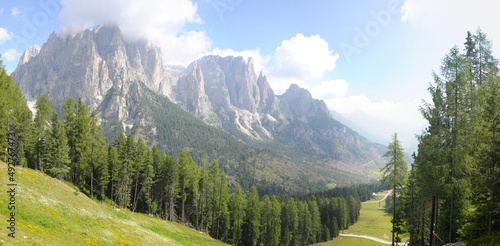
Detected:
[{"left": 0, "top": 161, "right": 227, "bottom": 246}]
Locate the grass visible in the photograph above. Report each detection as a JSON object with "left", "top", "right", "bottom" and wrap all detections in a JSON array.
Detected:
[
  {"left": 0, "top": 161, "right": 228, "bottom": 246},
  {"left": 314, "top": 190, "right": 409, "bottom": 245},
  {"left": 314, "top": 236, "right": 387, "bottom": 246}
]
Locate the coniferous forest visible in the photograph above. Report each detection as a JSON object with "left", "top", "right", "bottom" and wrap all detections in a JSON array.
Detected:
[
  {"left": 0, "top": 56, "right": 384, "bottom": 245},
  {"left": 395, "top": 29, "right": 500, "bottom": 245}
]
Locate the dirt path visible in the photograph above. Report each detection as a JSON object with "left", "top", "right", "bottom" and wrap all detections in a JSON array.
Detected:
[
  {"left": 344, "top": 190, "right": 407, "bottom": 245},
  {"left": 363, "top": 189, "right": 392, "bottom": 204},
  {"left": 339, "top": 234, "right": 407, "bottom": 245}
]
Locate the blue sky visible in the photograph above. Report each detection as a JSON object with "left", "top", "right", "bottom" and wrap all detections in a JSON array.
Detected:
[{"left": 1, "top": 0, "right": 500, "bottom": 151}]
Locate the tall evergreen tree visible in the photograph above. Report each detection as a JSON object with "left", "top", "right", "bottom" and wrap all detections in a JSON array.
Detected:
[
  {"left": 46, "top": 114, "right": 70, "bottom": 179},
  {"left": 132, "top": 137, "right": 147, "bottom": 212},
  {"left": 34, "top": 93, "right": 56, "bottom": 172},
  {"left": 108, "top": 145, "right": 121, "bottom": 207},
  {"left": 381, "top": 133, "right": 407, "bottom": 246},
  {"left": 178, "top": 150, "right": 197, "bottom": 223},
  {"left": 243, "top": 185, "right": 261, "bottom": 246},
  {"left": 229, "top": 183, "right": 246, "bottom": 245}
]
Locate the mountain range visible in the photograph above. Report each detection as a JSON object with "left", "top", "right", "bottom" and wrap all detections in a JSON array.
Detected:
[{"left": 12, "top": 24, "right": 386, "bottom": 194}]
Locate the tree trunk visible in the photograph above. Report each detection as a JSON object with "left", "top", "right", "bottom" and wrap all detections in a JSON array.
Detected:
[
  {"left": 169, "top": 183, "right": 176, "bottom": 222},
  {"left": 211, "top": 178, "right": 217, "bottom": 236},
  {"left": 181, "top": 187, "right": 185, "bottom": 223},
  {"left": 449, "top": 189, "right": 454, "bottom": 242},
  {"left": 217, "top": 173, "right": 223, "bottom": 239},
  {"left": 90, "top": 164, "right": 94, "bottom": 198},
  {"left": 132, "top": 172, "right": 139, "bottom": 212},
  {"left": 421, "top": 200, "right": 426, "bottom": 246},
  {"left": 165, "top": 184, "right": 169, "bottom": 221},
  {"left": 148, "top": 187, "right": 151, "bottom": 215},
  {"left": 392, "top": 188, "right": 396, "bottom": 246}
]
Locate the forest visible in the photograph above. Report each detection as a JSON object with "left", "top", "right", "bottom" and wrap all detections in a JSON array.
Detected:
[
  {"left": 0, "top": 58, "right": 383, "bottom": 245},
  {"left": 393, "top": 29, "right": 500, "bottom": 245}
]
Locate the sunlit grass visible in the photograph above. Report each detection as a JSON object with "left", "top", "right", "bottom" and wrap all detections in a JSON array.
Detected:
[
  {"left": 0, "top": 161, "right": 227, "bottom": 246},
  {"left": 344, "top": 190, "right": 409, "bottom": 242},
  {"left": 314, "top": 190, "right": 409, "bottom": 245},
  {"left": 314, "top": 236, "right": 387, "bottom": 246}
]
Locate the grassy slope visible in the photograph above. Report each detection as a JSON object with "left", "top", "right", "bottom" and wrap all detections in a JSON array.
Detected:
[
  {"left": 314, "top": 190, "right": 409, "bottom": 245},
  {"left": 314, "top": 236, "right": 386, "bottom": 246},
  {"left": 0, "top": 161, "right": 227, "bottom": 246}
]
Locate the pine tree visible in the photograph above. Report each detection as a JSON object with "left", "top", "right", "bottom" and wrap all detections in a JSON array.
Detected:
[
  {"left": 46, "top": 114, "right": 70, "bottom": 179},
  {"left": 143, "top": 149, "right": 154, "bottom": 214},
  {"left": 229, "top": 183, "right": 246, "bottom": 245},
  {"left": 281, "top": 198, "right": 298, "bottom": 246},
  {"left": 163, "top": 154, "right": 178, "bottom": 221},
  {"left": 73, "top": 99, "right": 90, "bottom": 189},
  {"left": 87, "top": 110, "right": 106, "bottom": 198},
  {"left": 243, "top": 185, "right": 261, "bottom": 246},
  {"left": 381, "top": 133, "right": 407, "bottom": 246},
  {"left": 132, "top": 137, "right": 147, "bottom": 212},
  {"left": 178, "top": 150, "right": 197, "bottom": 223},
  {"left": 97, "top": 143, "right": 109, "bottom": 203},
  {"left": 108, "top": 146, "right": 120, "bottom": 206},
  {"left": 309, "top": 199, "right": 321, "bottom": 244},
  {"left": 34, "top": 93, "right": 56, "bottom": 172},
  {"left": 210, "top": 159, "right": 220, "bottom": 235}
]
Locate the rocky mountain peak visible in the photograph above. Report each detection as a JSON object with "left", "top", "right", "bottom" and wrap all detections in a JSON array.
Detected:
[
  {"left": 19, "top": 45, "right": 40, "bottom": 65},
  {"left": 12, "top": 24, "right": 175, "bottom": 124},
  {"left": 281, "top": 84, "right": 330, "bottom": 122}
]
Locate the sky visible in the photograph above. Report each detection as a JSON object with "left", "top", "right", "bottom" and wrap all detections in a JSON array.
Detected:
[{"left": 1, "top": 0, "right": 500, "bottom": 152}]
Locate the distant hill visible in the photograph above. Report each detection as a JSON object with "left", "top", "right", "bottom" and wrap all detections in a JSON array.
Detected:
[{"left": 0, "top": 161, "right": 228, "bottom": 246}]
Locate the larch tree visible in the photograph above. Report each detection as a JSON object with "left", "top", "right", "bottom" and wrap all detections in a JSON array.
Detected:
[{"left": 381, "top": 133, "right": 408, "bottom": 246}]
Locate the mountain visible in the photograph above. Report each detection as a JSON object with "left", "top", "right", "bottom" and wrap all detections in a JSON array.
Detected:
[{"left": 12, "top": 24, "right": 386, "bottom": 194}]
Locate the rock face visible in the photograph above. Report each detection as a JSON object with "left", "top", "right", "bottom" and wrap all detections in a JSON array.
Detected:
[
  {"left": 12, "top": 24, "right": 384, "bottom": 164},
  {"left": 175, "top": 55, "right": 282, "bottom": 140},
  {"left": 12, "top": 25, "right": 176, "bottom": 124}
]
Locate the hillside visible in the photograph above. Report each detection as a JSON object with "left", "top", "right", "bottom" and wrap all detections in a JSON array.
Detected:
[{"left": 0, "top": 161, "right": 227, "bottom": 246}]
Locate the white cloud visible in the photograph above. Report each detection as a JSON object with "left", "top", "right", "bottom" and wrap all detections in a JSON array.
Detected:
[
  {"left": 205, "top": 47, "right": 271, "bottom": 75},
  {"left": 267, "top": 77, "right": 309, "bottom": 95},
  {"left": 270, "top": 33, "right": 339, "bottom": 80},
  {"left": 0, "top": 28, "right": 12, "bottom": 44},
  {"left": 11, "top": 8, "right": 20, "bottom": 17},
  {"left": 310, "top": 79, "right": 349, "bottom": 99},
  {"left": 326, "top": 94, "right": 422, "bottom": 123},
  {"left": 3, "top": 49, "right": 21, "bottom": 62},
  {"left": 308, "top": 78, "right": 425, "bottom": 131},
  {"left": 59, "top": 0, "right": 211, "bottom": 66},
  {"left": 400, "top": 0, "right": 500, "bottom": 58},
  {"left": 400, "top": 0, "right": 416, "bottom": 22},
  {"left": 0, "top": 9, "right": 4, "bottom": 17}
]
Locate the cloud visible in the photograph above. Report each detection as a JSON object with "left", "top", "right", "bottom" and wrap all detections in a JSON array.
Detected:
[
  {"left": 205, "top": 47, "right": 271, "bottom": 75},
  {"left": 310, "top": 80, "right": 349, "bottom": 99},
  {"left": 308, "top": 79, "right": 425, "bottom": 129},
  {"left": 0, "top": 9, "right": 4, "bottom": 17},
  {"left": 11, "top": 8, "right": 20, "bottom": 17},
  {"left": 270, "top": 33, "right": 339, "bottom": 80},
  {"left": 267, "top": 77, "right": 309, "bottom": 95},
  {"left": 400, "top": 0, "right": 500, "bottom": 57},
  {"left": 3, "top": 49, "right": 22, "bottom": 61},
  {"left": 59, "top": 0, "right": 211, "bottom": 66},
  {"left": 0, "top": 28, "right": 12, "bottom": 44},
  {"left": 400, "top": 0, "right": 416, "bottom": 22}
]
